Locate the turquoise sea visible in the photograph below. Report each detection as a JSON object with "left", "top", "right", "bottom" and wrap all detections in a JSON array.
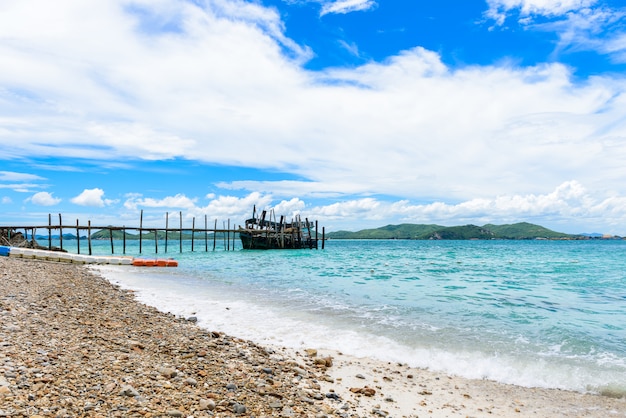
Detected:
[{"left": 77, "top": 238, "right": 626, "bottom": 396}]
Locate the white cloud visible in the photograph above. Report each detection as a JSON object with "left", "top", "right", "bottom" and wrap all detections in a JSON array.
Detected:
[
  {"left": 124, "top": 193, "right": 197, "bottom": 210},
  {"left": 71, "top": 188, "right": 114, "bottom": 207},
  {"left": 306, "top": 181, "right": 626, "bottom": 234},
  {"left": 113, "top": 182, "right": 626, "bottom": 234},
  {"left": 315, "top": 198, "right": 381, "bottom": 219},
  {"left": 273, "top": 197, "right": 306, "bottom": 217},
  {"left": 0, "top": 171, "right": 47, "bottom": 193},
  {"left": 29, "top": 191, "right": 61, "bottom": 206},
  {"left": 486, "top": 0, "right": 597, "bottom": 24},
  {"left": 2, "top": 196, "right": 13, "bottom": 204},
  {"left": 320, "top": 0, "right": 376, "bottom": 16},
  {"left": 485, "top": 0, "right": 626, "bottom": 62},
  {"left": 0, "top": 171, "right": 45, "bottom": 182}
]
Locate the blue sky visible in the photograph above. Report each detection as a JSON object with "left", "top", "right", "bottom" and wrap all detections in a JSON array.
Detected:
[{"left": 2, "top": 0, "right": 626, "bottom": 234}]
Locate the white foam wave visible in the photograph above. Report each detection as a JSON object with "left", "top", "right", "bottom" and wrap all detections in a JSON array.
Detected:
[{"left": 92, "top": 265, "right": 626, "bottom": 395}]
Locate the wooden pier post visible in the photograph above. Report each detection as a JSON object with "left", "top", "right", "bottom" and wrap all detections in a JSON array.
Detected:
[
  {"left": 179, "top": 211, "right": 182, "bottom": 253},
  {"left": 191, "top": 217, "right": 195, "bottom": 252},
  {"left": 58, "top": 213, "right": 63, "bottom": 251},
  {"left": 123, "top": 227, "right": 126, "bottom": 254},
  {"left": 205, "top": 215, "right": 208, "bottom": 252},
  {"left": 109, "top": 228, "right": 114, "bottom": 254},
  {"left": 48, "top": 214, "right": 52, "bottom": 250},
  {"left": 154, "top": 229, "right": 158, "bottom": 253},
  {"left": 76, "top": 219, "right": 80, "bottom": 254},
  {"left": 139, "top": 210, "right": 143, "bottom": 254},
  {"left": 213, "top": 219, "right": 217, "bottom": 251},
  {"left": 227, "top": 219, "right": 230, "bottom": 251},
  {"left": 88, "top": 221, "right": 92, "bottom": 255},
  {"left": 165, "top": 212, "right": 169, "bottom": 253},
  {"left": 306, "top": 218, "right": 312, "bottom": 249},
  {"left": 322, "top": 227, "right": 325, "bottom": 250},
  {"left": 315, "top": 220, "right": 319, "bottom": 249}
]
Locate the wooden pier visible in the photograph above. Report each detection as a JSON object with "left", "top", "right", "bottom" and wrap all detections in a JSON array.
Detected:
[{"left": 0, "top": 209, "right": 325, "bottom": 255}]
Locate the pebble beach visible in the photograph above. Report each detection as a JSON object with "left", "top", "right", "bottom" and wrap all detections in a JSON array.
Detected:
[{"left": 1, "top": 256, "right": 625, "bottom": 417}]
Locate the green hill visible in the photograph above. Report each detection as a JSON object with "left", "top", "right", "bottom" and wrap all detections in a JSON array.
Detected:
[
  {"left": 419, "top": 225, "right": 497, "bottom": 240},
  {"left": 326, "top": 222, "right": 580, "bottom": 240},
  {"left": 482, "top": 222, "right": 572, "bottom": 239},
  {"left": 328, "top": 224, "right": 441, "bottom": 239}
]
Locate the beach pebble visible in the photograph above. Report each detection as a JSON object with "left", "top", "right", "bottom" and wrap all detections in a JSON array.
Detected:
[
  {"left": 233, "top": 402, "right": 247, "bottom": 414},
  {"left": 199, "top": 398, "right": 216, "bottom": 410},
  {"left": 158, "top": 367, "right": 177, "bottom": 378},
  {"left": 119, "top": 384, "right": 139, "bottom": 397}
]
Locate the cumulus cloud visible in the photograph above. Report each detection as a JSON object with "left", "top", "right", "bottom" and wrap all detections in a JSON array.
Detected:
[
  {"left": 120, "top": 191, "right": 273, "bottom": 227},
  {"left": 114, "top": 183, "right": 626, "bottom": 233},
  {"left": 124, "top": 193, "right": 197, "bottom": 210},
  {"left": 71, "top": 188, "right": 114, "bottom": 207},
  {"left": 29, "top": 192, "right": 61, "bottom": 206},
  {"left": 273, "top": 197, "right": 306, "bottom": 216},
  {"left": 306, "top": 181, "right": 626, "bottom": 233},
  {"left": 315, "top": 198, "right": 381, "bottom": 219}
]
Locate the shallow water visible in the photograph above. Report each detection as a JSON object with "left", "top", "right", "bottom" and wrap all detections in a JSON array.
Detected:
[{"left": 87, "top": 238, "right": 626, "bottom": 395}]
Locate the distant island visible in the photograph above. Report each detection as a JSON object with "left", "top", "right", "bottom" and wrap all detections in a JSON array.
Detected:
[{"left": 325, "top": 222, "right": 622, "bottom": 240}]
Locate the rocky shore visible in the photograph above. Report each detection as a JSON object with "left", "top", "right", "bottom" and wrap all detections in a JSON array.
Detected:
[
  {"left": 0, "top": 257, "right": 349, "bottom": 417},
  {"left": 1, "top": 256, "right": 625, "bottom": 417}
]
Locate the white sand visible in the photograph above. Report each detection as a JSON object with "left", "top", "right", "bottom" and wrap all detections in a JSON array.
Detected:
[{"left": 293, "top": 348, "right": 626, "bottom": 417}]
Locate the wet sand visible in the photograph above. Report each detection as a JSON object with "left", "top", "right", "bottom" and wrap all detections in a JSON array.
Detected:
[{"left": 1, "top": 256, "right": 624, "bottom": 417}]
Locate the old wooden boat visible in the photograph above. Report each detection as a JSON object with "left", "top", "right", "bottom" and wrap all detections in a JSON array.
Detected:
[{"left": 239, "top": 206, "right": 319, "bottom": 250}]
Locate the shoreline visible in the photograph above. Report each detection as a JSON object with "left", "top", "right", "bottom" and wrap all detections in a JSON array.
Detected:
[{"left": 1, "top": 257, "right": 624, "bottom": 417}]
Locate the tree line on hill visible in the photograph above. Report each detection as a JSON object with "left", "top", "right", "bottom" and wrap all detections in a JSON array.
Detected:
[{"left": 325, "top": 222, "right": 595, "bottom": 240}]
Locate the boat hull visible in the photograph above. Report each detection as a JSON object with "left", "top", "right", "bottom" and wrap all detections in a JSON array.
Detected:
[{"left": 239, "top": 231, "right": 318, "bottom": 250}]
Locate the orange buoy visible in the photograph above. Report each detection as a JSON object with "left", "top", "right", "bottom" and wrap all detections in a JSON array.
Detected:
[{"left": 132, "top": 258, "right": 178, "bottom": 267}]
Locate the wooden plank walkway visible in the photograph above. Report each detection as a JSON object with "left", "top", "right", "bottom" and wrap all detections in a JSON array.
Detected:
[
  {"left": 1, "top": 210, "right": 242, "bottom": 255},
  {"left": 1, "top": 209, "right": 326, "bottom": 254}
]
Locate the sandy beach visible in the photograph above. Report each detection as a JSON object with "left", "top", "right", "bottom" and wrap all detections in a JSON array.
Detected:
[{"left": 1, "top": 256, "right": 625, "bottom": 417}]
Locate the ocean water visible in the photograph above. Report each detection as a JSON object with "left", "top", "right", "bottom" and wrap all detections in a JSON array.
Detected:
[{"left": 83, "top": 238, "right": 626, "bottom": 396}]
